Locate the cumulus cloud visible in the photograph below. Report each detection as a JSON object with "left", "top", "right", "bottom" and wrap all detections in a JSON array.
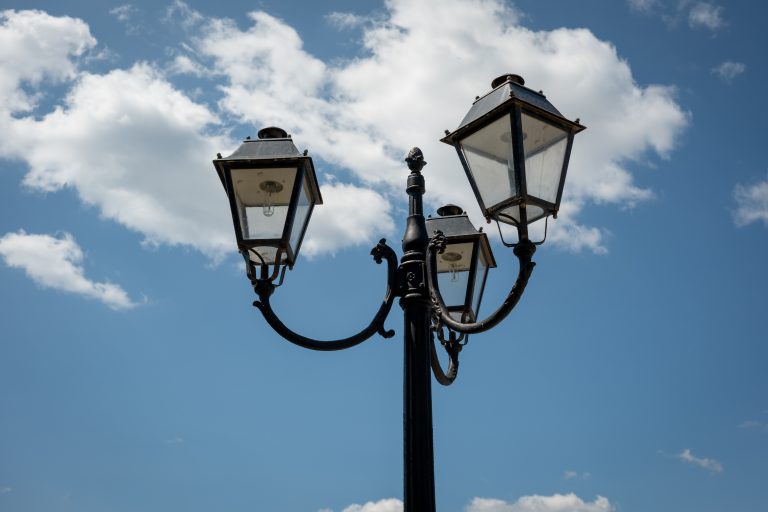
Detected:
[
  {"left": 712, "top": 61, "right": 746, "bottom": 82},
  {"left": 4, "top": 62, "right": 234, "bottom": 257},
  {"left": 1, "top": 2, "right": 689, "bottom": 262},
  {"left": 326, "top": 12, "right": 370, "bottom": 29},
  {"left": 0, "top": 8, "right": 95, "bottom": 112},
  {"left": 688, "top": 2, "right": 725, "bottom": 31},
  {"left": 467, "top": 494, "right": 614, "bottom": 512},
  {"left": 677, "top": 448, "right": 723, "bottom": 473},
  {"left": 733, "top": 176, "right": 768, "bottom": 227},
  {"left": 340, "top": 499, "right": 403, "bottom": 512},
  {"left": 188, "top": 0, "right": 687, "bottom": 254},
  {"left": 323, "top": 494, "right": 614, "bottom": 512},
  {"left": 0, "top": 230, "right": 139, "bottom": 310}
]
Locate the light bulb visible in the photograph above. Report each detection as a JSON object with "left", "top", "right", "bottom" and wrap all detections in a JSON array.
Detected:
[
  {"left": 259, "top": 180, "right": 284, "bottom": 218},
  {"left": 442, "top": 251, "right": 463, "bottom": 282},
  {"left": 450, "top": 264, "right": 460, "bottom": 282}
]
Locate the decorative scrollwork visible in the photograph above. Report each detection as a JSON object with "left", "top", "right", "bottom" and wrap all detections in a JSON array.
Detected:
[
  {"left": 430, "top": 329, "right": 461, "bottom": 386},
  {"left": 252, "top": 239, "right": 398, "bottom": 351},
  {"left": 427, "top": 234, "right": 537, "bottom": 335}
]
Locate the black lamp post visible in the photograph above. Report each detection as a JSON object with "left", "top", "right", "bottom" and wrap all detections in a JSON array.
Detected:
[{"left": 213, "top": 74, "right": 584, "bottom": 512}]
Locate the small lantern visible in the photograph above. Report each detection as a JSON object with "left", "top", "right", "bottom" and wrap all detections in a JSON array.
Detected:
[
  {"left": 213, "top": 127, "right": 322, "bottom": 270},
  {"left": 426, "top": 205, "right": 497, "bottom": 322},
  {"left": 442, "top": 74, "right": 585, "bottom": 231}
]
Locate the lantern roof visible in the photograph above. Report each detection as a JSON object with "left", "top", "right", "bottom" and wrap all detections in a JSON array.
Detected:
[
  {"left": 426, "top": 205, "right": 497, "bottom": 269},
  {"left": 213, "top": 127, "right": 323, "bottom": 205},
  {"left": 442, "top": 74, "right": 585, "bottom": 145}
]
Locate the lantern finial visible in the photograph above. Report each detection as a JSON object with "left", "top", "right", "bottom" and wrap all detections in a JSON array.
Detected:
[
  {"left": 491, "top": 73, "right": 525, "bottom": 88},
  {"left": 257, "top": 126, "right": 288, "bottom": 139}
]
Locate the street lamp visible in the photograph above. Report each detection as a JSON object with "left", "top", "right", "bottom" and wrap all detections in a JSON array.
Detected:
[
  {"left": 213, "top": 126, "right": 323, "bottom": 280},
  {"left": 213, "top": 74, "right": 584, "bottom": 512}
]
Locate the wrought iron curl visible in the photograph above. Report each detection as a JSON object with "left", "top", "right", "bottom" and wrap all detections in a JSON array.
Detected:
[
  {"left": 251, "top": 239, "right": 398, "bottom": 351},
  {"left": 430, "top": 329, "right": 462, "bottom": 386},
  {"left": 426, "top": 229, "right": 536, "bottom": 334}
]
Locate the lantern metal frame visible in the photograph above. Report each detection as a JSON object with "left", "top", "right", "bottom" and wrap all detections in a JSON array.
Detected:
[
  {"left": 213, "top": 127, "right": 323, "bottom": 280},
  {"left": 441, "top": 74, "right": 585, "bottom": 238},
  {"left": 425, "top": 204, "right": 497, "bottom": 324}
]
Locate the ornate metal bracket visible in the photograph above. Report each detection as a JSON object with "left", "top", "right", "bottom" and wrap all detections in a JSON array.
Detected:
[
  {"left": 429, "top": 329, "right": 462, "bottom": 386},
  {"left": 252, "top": 239, "right": 398, "bottom": 351},
  {"left": 426, "top": 231, "right": 536, "bottom": 334}
]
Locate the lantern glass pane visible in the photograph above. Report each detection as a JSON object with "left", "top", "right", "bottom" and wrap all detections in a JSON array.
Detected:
[
  {"left": 460, "top": 115, "right": 518, "bottom": 209},
  {"left": 472, "top": 254, "right": 488, "bottom": 315},
  {"left": 436, "top": 241, "right": 474, "bottom": 308},
  {"left": 496, "top": 204, "right": 547, "bottom": 226},
  {"left": 231, "top": 167, "right": 298, "bottom": 240},
  {"left": 289, "top": 174, "right": 313, "bottom": 254},
  {"left": 522, "top": 113, "right": 568, "bottom": 204},
  {"left": 246, "top": 246, "right": 286, "bottom": 266}
]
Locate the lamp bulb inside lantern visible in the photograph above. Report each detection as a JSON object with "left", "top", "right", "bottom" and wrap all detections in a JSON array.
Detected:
[
  {"left": 259, "top": 180, "right": 284, "bottom": 217},
  {"left": 441, "top": 251, "right": 463, "bottom": 283}
]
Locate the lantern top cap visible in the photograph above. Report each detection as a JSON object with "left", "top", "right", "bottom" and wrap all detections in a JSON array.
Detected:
[
  {"left": 258, "top": 126, "right": 289, "bottom": 139},
  {"left": 437, "top": 204, "right": 464, "bottom": 216},
  {"left": 491, "top": 73, "right": 525, "bottom": 88}
]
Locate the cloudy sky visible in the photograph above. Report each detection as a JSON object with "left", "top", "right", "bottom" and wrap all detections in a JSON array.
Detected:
[{"left": 1, "top": 0, "right": 766, "bottom": 511}]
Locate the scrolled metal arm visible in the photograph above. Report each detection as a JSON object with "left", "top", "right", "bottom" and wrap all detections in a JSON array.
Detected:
[
  {"left": 252, "top": 239, "right": 398, "bottom": 351},
  {"left": 429, "top": 330, "right": 462, "bottom": 386},
  {"left": 427, "top": 231, "right": 536, "bottom": 335}
]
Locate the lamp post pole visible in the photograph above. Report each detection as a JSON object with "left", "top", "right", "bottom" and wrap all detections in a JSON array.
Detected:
[{"left": 400, "top": 149, "right": 436, "bottom": 512}]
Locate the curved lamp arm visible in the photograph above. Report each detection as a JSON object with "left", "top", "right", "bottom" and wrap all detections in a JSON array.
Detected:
[
  {"left": 430, "top": 330, "right": 461, "bottom": 386},
  {"left": 427, "top": 231, "right": 536, "bottom": 335},
  {"left": 252, "top": 239, "right": 398, "bottom": 351}
]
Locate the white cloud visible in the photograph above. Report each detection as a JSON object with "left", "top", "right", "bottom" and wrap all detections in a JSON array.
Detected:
[
  {"left": 0, "top": 3, "right": 689, "bottom": 262},
  {"left": 688, "top": 2, "right": 725, "bottom": 31},
  {"left": 0, "top": 486, "right": 11, "bottom": 494},
  {"left": 677, "top": 448, "right": 723, "bottom": 473},
  {"left": 340, "top": 499, "right": 403, "bottom": 512},
  {"left": 3, "top": 62, "right": 234, "bottom": 258},
  {"left": 324, "top": 495, "right": 614, "bottom": 512},
  {"left": 109, "top": 4, "right": 136, "bottom": 23},
  {"left": 326, "top": 12, "right": 369, "bottom": 29},
  {"left": 0, "top": 230, "right": 139, "bottom": 310},
  {"left": 733, "top": 176, "right": 768, "bottom": 227},
  {"left": 467, "top": 494, "right": 614, "bottom": 512},
  {"left": 191, "top": 0, "right": 687, "bottom": 254},
  {"left": 168, "top": 54, "right": 212, "bottom": 77},
  {"left": 0, "top": 9, "right": 96, "bottom": 112},
  {"left": 164, "top": 0, "right": 204, "bottom": 29},
  {"left": 302, "top": 181, "right": 395, "bottom": 258},
  {"left": 712, "top": 61, "right": 746, "bottom": 82}
]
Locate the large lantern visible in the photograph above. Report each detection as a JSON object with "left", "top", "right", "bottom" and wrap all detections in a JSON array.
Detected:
[
  {"left": 442, "top": 74, "right": 585, "bottom": 232},
  {"left": 426, "top": 205, "right": 496, "bottom": 322},
  {"left": 213, "top": 127, "right": 322, "bottom": 271}
]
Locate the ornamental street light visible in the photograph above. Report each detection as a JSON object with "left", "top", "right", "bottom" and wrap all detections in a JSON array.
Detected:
[{"left": 213, "top": 74, "right": 584, "bottom": 512}]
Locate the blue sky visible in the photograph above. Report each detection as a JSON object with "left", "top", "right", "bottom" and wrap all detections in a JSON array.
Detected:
[{"left": 0, "top": 1, "right": 766, "bottom": 511}]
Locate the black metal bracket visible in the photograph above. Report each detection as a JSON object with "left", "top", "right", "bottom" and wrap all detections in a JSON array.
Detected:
[
  {"left": 426, "top": 230, "right": 536, "bottom": 334},
  {"left": 251, "top": 239, "right": 398, "bottom": 351},
  {"left": 429, "top": 329, "right": 463, "bottom": 386}
]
